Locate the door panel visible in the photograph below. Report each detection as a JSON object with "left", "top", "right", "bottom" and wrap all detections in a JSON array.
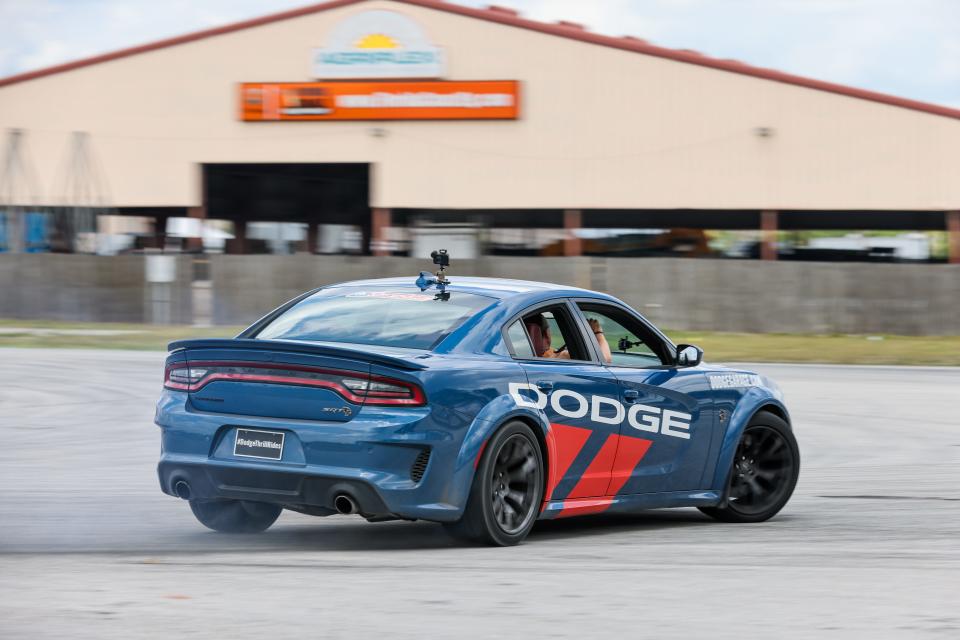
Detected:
[
  {"left": 613, "top": 368, "right": 715, "bottom": 493},
  {"left": 516, "top": 361, "right": 622, "bottom": 501},
  {"left": 571, "top": 300, "right": 715, "bottom": 494}
]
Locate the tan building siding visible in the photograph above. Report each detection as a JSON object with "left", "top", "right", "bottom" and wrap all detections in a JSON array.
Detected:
[{"left": 0, "top": 0, "right": 958, "bottom": 210}]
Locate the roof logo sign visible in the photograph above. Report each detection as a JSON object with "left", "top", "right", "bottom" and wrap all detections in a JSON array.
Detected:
[{"left": 313, "top": 10, "right": 445, "bottom": 79}]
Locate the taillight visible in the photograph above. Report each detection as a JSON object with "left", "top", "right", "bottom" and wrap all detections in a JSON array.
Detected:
[
  {"left": 342, "top": 375, "right": 426, "bottom": 404},
  {"left": 164, "top": 367, "right": 207, "bottom": 390},
  {"left": 163, "top": 361, "right": 425, "bottom": 406}
]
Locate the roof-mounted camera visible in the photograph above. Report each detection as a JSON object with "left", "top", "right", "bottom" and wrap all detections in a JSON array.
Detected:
[
  {"left": 431, "top": 249, "right": 449, "bottom": 269},
  {"left": 415, "top": 249, "right": 452, "bottom": 299}
]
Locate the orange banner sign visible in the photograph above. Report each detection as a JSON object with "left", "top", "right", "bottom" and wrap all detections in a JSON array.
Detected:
[{"left": 240, "top": 81, "right": 520, "bottom": 121}]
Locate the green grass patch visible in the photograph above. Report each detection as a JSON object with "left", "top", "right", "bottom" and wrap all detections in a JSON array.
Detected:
[
  {"left": 667, "top": 331, "right": 960, "bottom": 366},
  {"left": 0, "top": 319, "right": 957, "bottom": 365},
  {"left": 0, "top": 319, "right": 243, "bottom": 351}
]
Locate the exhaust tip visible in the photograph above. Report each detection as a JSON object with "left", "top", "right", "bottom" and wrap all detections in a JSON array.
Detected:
[
  {"left": 334, "top": 494, "right": 358, "bottom": 515},
  {"left": 174, "top": 480, "right": 192, "bottom": 500}
]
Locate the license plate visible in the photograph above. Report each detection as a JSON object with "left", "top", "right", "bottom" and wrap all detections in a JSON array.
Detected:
[{"left": 234, "top": 429, "right": 285, "bottom": 460}]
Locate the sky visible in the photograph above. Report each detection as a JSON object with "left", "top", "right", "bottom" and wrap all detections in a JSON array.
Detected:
[{"left": 1, "top": 0, "right": 958, "bottom": 108}]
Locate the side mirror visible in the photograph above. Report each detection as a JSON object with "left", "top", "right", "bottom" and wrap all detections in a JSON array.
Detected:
[{"left": 676, "top": 344, "right": 703, "bottom": 367}]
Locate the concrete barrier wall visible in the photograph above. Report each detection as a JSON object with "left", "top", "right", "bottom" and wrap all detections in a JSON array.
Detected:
[
  {"left": 596, "top": 259, "right": 960, "bottom": 335},
  {"left": 208, "top": 255, "right": 960, "bottom": 335},
  {"left": 1, "top": 254, "right": 958, "bottom": 334},
  {"left": 208, "top": 255, "right": 596, "bottom": 325},
  {"left": 0, "top": 254, "right": 193, "bottom": 324}
]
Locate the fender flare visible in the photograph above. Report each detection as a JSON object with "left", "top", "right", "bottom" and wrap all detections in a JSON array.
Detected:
[
  {"left": 456, "top": 400, "right": 550, "bottom": 471},
  {"left": 710, "top": 390, "right": 791, "bottom": 492},
  {"left": 448, "top": 397, "right": 550, "bottom": 511}
]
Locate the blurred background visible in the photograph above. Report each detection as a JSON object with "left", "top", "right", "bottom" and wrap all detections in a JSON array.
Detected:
[
  {"left": 2, "top": 2, "right": 959, "bottom": 638},
  {"left": 0, "top": 0, "right": 957, "bottom": 351}
]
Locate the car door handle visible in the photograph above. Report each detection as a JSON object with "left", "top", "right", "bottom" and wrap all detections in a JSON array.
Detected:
[
  {"left": 623, "top": 389, "right": 639, "bottom": 402},
  {"left": 536, "top": 381, "right": 554, "bottom": 392}
]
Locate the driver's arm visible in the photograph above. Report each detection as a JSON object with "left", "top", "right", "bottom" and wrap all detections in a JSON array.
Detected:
[{"left": 588, "top": 318, "right": 613, "bottom": 364}]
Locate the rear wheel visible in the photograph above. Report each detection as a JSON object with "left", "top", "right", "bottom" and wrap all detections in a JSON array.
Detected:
[
  {"left": 445, "top": 421, "right": 544, "bottom": 546},
  {"left": 189, "top": 499, "right": 282, "bottom": 533},
  {"left": 699, "top": 411, "right": 799, "bottom": 523}
]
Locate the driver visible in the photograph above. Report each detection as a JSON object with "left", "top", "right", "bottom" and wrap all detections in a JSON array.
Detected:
[
  {"left": 524, "top": 314, "right": 612, "bottom": 363},
  {"left": 524, "top": 314, "right": 563, "bottom": 358}
]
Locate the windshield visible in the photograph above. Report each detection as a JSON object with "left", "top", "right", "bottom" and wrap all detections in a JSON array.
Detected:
[{"left": 255, "top": 288, "right": 495, "bottom": 350}]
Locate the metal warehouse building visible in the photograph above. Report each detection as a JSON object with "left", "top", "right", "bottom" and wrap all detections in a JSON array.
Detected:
[{"left": 1, "top": 0, "right": 959, "bottom": 261}]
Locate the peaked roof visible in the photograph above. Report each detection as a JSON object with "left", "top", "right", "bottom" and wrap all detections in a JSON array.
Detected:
[{"left": 1, "top": 0, "right": 958, "bottom": 121}]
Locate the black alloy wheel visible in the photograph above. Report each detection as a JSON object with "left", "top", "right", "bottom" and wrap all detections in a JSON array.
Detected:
[
  {"left": 727, "top": 425, "right": 795, "bottom": 515},
  {"left": 490, "top": 433, "right": 540, "bottom": 535},
  {"left": 444, "top": 421, "right": 544, "bottom": 546},
  {"left": 700, "top": 411, "right": 799, "bottom": 523}
]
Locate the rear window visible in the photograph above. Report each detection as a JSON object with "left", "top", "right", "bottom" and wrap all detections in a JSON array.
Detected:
[{"left": 255, "top": 288, "right": 494, "bottom": 350}]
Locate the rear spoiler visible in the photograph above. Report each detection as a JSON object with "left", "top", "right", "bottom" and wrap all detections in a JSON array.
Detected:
[{"left": 167, "top": 338, "right": 428, "bottom": 371}]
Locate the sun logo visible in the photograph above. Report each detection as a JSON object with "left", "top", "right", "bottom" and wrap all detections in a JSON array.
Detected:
[{"left": 355, "top": 33, "right": 399, "bottom": 49}]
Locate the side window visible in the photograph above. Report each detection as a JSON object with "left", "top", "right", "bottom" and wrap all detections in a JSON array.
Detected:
[
  {"left": 505, "top": 320, "right": 535, "bottom": 358},
  {"left": 519, "top": 306, "right": 589, "bottom": 361},
  {"left": 578, "top": 304, "right": 665, "bottom": 367}
]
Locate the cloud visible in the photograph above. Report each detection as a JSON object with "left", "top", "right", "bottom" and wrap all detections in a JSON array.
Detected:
[
  {"left": 460, "top": 0, "right": 960, "bottom": 106},
  {"left": 0, "top": 0, "right": 308, "bottom": 76}
]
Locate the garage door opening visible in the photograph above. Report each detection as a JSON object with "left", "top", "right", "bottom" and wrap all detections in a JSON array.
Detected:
[{"left": 203, "top": 163, "right": 370, "bottom": 254}]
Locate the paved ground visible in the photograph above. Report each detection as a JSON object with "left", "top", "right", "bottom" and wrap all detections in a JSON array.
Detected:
[{"left": 0, "top": 349, "right": 957, "bottom": 639}]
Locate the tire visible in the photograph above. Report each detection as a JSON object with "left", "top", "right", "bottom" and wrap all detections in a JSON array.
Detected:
[
  {"left": 189, "top": 498, "right": 282, "bottom": 533},
  {"left": 699, "top": 410, "right": 800, "bottom": 523},
  {"left": 445, "top": 421, "right": 544, "bottom": 546}
]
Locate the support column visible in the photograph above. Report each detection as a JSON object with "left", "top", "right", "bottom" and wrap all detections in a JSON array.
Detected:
[
  {"left": 152, "top": 213, "right": 169, "bottom": 250},
  {"left": 563, "top": 209, "right": 583, "bottom": 257},
  {"left": 227, "top": 219, "right": 247, "bottom": 254},
  {"left": 184, "top": 206, "right": 206, "bottom": 253},
  {"left": 948, "top": 211, "right": 960, "bottom": 265},
  {"left": 371, "top": 207, "right": 391, "bottom": 257},
  {"left": 760, "top": 210, "right": 778, "bottom": 261}
]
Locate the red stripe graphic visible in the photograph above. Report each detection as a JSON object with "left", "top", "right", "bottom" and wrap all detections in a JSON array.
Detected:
[
  {"left": 567, "top": 434, "right": 619, "bottom": 499},
  {"left": 606, "top": 435, "right": 653, "bottom": 496},
  {"left": 554, "top": 434, "right": 653, "bottom": 518},
  {"left": 554, "top": 497, "right": 613, "bottom": 518},
  {"left": 543, "top": 423, "right": 591, "bottom": 504}
]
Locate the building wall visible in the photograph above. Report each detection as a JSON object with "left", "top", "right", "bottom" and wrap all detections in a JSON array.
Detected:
[
  {"left": 0, "top": 0, "right": 958, "bottom": 211},
  {"left": 3, "top": 254, "right": 956, "bottom": 335}
]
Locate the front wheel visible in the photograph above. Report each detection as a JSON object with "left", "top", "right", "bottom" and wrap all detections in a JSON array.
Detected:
[
  {"left": 699, "top": 411, "right": 800, "bottom": 523},
  {"left": 189, "top": 499, "right": 282, "bottom": 533},
  {"left": 445, "top": 421, "right": 544, "bottom": 546}
]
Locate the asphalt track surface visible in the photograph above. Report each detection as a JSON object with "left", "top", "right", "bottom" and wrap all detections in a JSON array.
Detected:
[{"left": 1, "top": 349, "right": 958, "bottom": 639}]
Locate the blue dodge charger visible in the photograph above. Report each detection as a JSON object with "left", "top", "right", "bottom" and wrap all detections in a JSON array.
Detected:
[{"left": 156, "top": 259, "right": 799, "bottom": 546}]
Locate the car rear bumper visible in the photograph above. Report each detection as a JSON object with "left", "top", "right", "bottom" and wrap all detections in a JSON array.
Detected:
[
  {"left": 158, "top": 456, "right": 397, "bottom": 518},
  {"left": 155, "top": 391, "right": 472, "bottom": 522}
]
